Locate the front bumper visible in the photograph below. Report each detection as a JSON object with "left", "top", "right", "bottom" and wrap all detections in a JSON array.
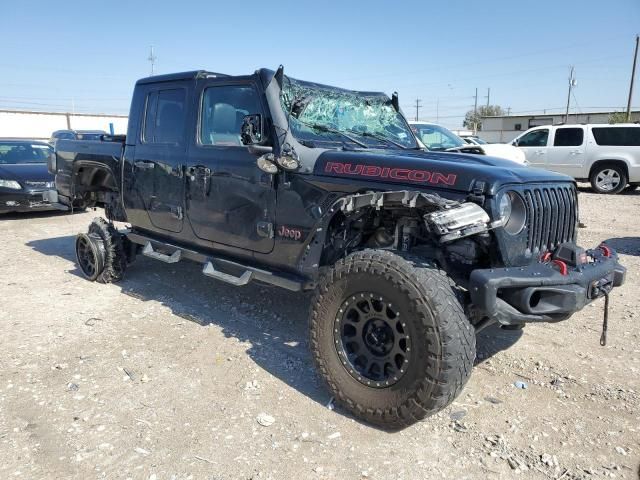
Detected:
[
  {"left": 0, "top": 189, "right": 65, "bottom": 213},
  {"left": 469, "top": 244, "right": 626, "bottom": 325}
]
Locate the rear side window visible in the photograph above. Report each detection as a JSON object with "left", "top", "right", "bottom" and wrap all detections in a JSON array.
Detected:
[
  {"left": 553, "top": 128, "right": 584, "bottom": 147},
  {"left": 55, "top": 132, "right": 75, "bottom": 140},
  {"left": 592, "top": 127, "right": 640, "bottom": 146},
  {"left": 143, "top": 88, "right": 186, "bottom": 144},
  {"left": 517, "top": 129, "right": 549, "bottom": 147}
]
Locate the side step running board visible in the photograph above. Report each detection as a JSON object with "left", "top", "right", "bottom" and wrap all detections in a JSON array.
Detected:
[
  {"left": 203, "top": 262, "right": 252, "bottom": 286},
  {"left": 142, "top": 242, "right": 182, "bottom": 263},
  {"left": 127, "top": 231, "right": 303, "bottom": 291}
]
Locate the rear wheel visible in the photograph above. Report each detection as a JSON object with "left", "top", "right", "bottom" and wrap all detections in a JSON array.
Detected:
[
  {"left": 75, "top": 218, "right": 126, "bottom": 283},
  {"left": 309, "top": 249, "right": 475, "bottom": 429},
  {"left": 590, "top": 164, "right": 628, "bottom": 194}
]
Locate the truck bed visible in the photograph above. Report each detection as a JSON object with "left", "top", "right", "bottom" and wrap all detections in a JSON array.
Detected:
[{"left": 52, "top": 136, "right": 125, "bottom": 208}]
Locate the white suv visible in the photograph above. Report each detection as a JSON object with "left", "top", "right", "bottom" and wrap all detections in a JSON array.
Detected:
[{"left": 512, "top": 124, "right": 640, "bottom": 194}]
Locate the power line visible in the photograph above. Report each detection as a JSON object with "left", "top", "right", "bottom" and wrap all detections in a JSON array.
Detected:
[
  {"left": 565, "top": 66, "right": 576, "bottom": 123},
  {"left": 627, "top": 34, "right": 639, "bottom": 121},
  {"left": 414, "top": 98, "right": 422, "bottom": 121},
  {"left": 148, "top": 46, "right": 157, "bottom": 76}
]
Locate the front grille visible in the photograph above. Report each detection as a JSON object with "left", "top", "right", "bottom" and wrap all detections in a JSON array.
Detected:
[{"left": 522, "top": 185, "right": 577, "bottom": 253}]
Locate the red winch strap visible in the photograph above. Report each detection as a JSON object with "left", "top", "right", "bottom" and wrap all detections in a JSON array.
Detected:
[
  {"left": 599, "top": 244, "right": 612, "bottom": 258},
  {"left": 551, "top": 259, "right": 568, "bottom": 276}
]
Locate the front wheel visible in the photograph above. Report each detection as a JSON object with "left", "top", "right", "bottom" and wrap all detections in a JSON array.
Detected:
[
  {"left": 590, "top": 164, "right": 628, "bottom": 194},
  {"left": 309, "top": 250, "right": 475, "bottom": 429}
]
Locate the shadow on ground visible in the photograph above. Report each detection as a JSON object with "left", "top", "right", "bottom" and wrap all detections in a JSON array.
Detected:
[
  {"left": 1, "top": 210, "right": 70, "bottom": 221},
  {"left": 604, "top": 236, "right": 640, "bottom": 257},
  {"left": 576, "top": 185, "right": 640, "bottom": 196},
  {"left": 27, "top": 234, "right": 522, "bottom": 427}
]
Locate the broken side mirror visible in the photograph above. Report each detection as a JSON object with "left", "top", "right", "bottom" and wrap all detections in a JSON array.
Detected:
[{"left": 241, "top": 114, "right": 263, "bottom": 145}]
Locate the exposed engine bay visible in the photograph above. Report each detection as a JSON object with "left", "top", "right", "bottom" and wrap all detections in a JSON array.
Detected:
[{"left": 321, "top": 191, "right": 496, "bottom": 283}]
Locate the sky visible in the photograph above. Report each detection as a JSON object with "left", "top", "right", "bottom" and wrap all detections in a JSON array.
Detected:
[{"left": 1, "top": 0, "right": 639, "bottom": 129}]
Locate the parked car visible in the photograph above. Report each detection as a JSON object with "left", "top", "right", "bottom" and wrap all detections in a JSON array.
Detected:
[
  {"left": 50, "top": 67, "right": 625, "bottom": 429},
  {"left": 0, "top": 139, "right": 60, "bottom": 214},
  {"left": 50, "top": 129, "right": 107, "bottom": 147},
  {"left": 511, "top": 123, "right": 640, "bottom": 194},
  {"left": 409, "top": 121, "right": 527, "bottom": 164},
  {"left": 461, "top": 134, "right": 488, "bottom": 145}
]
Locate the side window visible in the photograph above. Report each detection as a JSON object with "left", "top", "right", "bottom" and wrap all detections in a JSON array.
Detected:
[
  {"left": 143, "top": 88, "right": 186, "bottom": 144},
  {"left": 200, "top": 85, "right": 263, "bottom": 146},
  {"left": 592, "top": 127, "right": 640, "bottom": 146},
  {"left": 517, "top": 129, "right": 549, "bottom": 147},
  {"left": 553, "top": 128, "right": 584, "bottom": 147}
]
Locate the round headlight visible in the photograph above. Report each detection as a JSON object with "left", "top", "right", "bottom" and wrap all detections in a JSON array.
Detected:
[
  {"left": 501, "top": 191, "right": 527, "bottom": 235},
  {"left": 499, "top": 193, "right": 512, "bottom": 222}
]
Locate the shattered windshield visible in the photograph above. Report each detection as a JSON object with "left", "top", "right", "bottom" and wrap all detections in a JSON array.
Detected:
[{"left": 281, "top": 77, "right": 418, "bottom": 149}]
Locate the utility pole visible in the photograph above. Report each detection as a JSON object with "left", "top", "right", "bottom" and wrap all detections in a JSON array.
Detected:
[
  {"left": 626, "top": 34, "right": 639, "bottom": 122},
  {"left": 485, "top": 87, "right": 491, "bottom": 108},
  {"left": 148, "top": 45, "right": 157, "bottom": 76},
  {"left": 564, "top": 66, "right": 576, "bottom": 124},
  {"left": 414, "top": 98, "right": 422, "bottom": 121},
  {"left": 436, "top": 98, "right": 439, "bottom": 123},
  {"left": 506, "top": 107, "right": 511, "bottom": 116},
  {"left": 473, "top": 88, "right": 478, "bottom": 133}
]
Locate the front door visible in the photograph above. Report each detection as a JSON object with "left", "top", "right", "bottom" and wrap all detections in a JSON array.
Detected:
[
  {"left": 516, "top": 127, "right": 549, "bottom": 168},
  {"left": 132, "top": 86, "right": 188, "bottom": 233},
  {"left": 545, "top": 127, "right": 586, "bottom": 177},
  {"left": 185, "top": 80, "right": 276, "bottom": 253}
]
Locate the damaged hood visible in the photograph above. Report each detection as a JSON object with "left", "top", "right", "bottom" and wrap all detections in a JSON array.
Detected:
[{"left": 314, "top": 149, "right": 573, "bottom": 195}]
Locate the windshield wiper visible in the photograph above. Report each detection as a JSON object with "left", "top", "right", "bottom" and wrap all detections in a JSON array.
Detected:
[
  {"left": 300, "top": 122, "right": 369, "bottom": 148},
  {"left": 350, "top": 130, "right": 408, "bottom": 150}
]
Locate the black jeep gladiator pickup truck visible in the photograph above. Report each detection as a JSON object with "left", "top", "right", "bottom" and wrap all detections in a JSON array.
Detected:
[{"left": 50, "top": 67, "right": 625, "bottom": 429}]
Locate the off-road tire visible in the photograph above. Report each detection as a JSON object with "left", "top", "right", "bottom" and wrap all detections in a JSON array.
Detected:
[
  {"left": 590, "top": 163, "right": 628, "bottom": 194},
  {"left": 309, "top": 249, "right": 475, "bottom": 429},
  {"left": 87, "top": 217, "right": 126, "bottom": 283}
]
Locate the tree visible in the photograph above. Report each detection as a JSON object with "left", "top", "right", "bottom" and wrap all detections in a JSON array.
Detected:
[
  {"left": 608, "top": 111, "right": 628, "bottom": 124},
  {"left": 463, "top": 105, "right": 505, "bottom": 131}
]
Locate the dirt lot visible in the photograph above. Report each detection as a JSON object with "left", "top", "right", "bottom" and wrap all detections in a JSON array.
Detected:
[{"left": 1, "top": 187, "right": 639, "bottom": 480}]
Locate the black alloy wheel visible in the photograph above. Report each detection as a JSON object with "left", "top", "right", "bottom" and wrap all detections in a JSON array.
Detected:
[
  {"left": 335, "top": 293, "right": 410, "bottom": 388},
  {"left": 75, "top": 233, "right": 105, "bottom": 281}
]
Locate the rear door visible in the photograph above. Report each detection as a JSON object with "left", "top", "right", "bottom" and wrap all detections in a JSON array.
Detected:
[
  {"left": 515, "top": 127, "right": 550, "bottom": 167},
  {"left": 185, "top": 78, "right": 276, "bottom": 253},
  {"left": 132, "top": 85, "right": 188, "bottom": 233},
  {"left": 546, "top": 126, "right": 586, "bottom": 176}
]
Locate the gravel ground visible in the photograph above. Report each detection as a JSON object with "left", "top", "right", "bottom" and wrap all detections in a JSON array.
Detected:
[{"left": 0, "top": 187, "right": 639, "bottom": 480}]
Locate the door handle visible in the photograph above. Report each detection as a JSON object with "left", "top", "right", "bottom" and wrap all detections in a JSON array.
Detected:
[
  {"left": 187, "top": 165, "right": 212, "bottom": 196},
  {"left": 134, "top": 160, "right": 155, "bottom": 170},
  {"left": 534, "top": 150, "right": 545, "bottom": 155},
  {"left": 570, "top": 150, "right": 582, "bottom": 155}
]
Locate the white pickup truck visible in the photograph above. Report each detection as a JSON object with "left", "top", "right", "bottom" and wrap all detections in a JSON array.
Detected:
[
  {"left": 512, "top": 123, "right": 640, "bottom": 194},
  {"left": 409, "top": 121, "right": 527, "bottom": 164}
]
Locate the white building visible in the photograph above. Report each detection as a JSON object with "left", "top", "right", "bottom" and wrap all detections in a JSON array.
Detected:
[
  {"left": 0, "top": 109, "right": 128, "bottom": 141},
  {"left": 480, "top": 110, "right": 640, "bottom": 143}
]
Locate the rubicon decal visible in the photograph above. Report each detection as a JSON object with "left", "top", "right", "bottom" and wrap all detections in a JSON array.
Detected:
[{"left": 324, "top": 162, "right": 457, "bottom": 186}]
